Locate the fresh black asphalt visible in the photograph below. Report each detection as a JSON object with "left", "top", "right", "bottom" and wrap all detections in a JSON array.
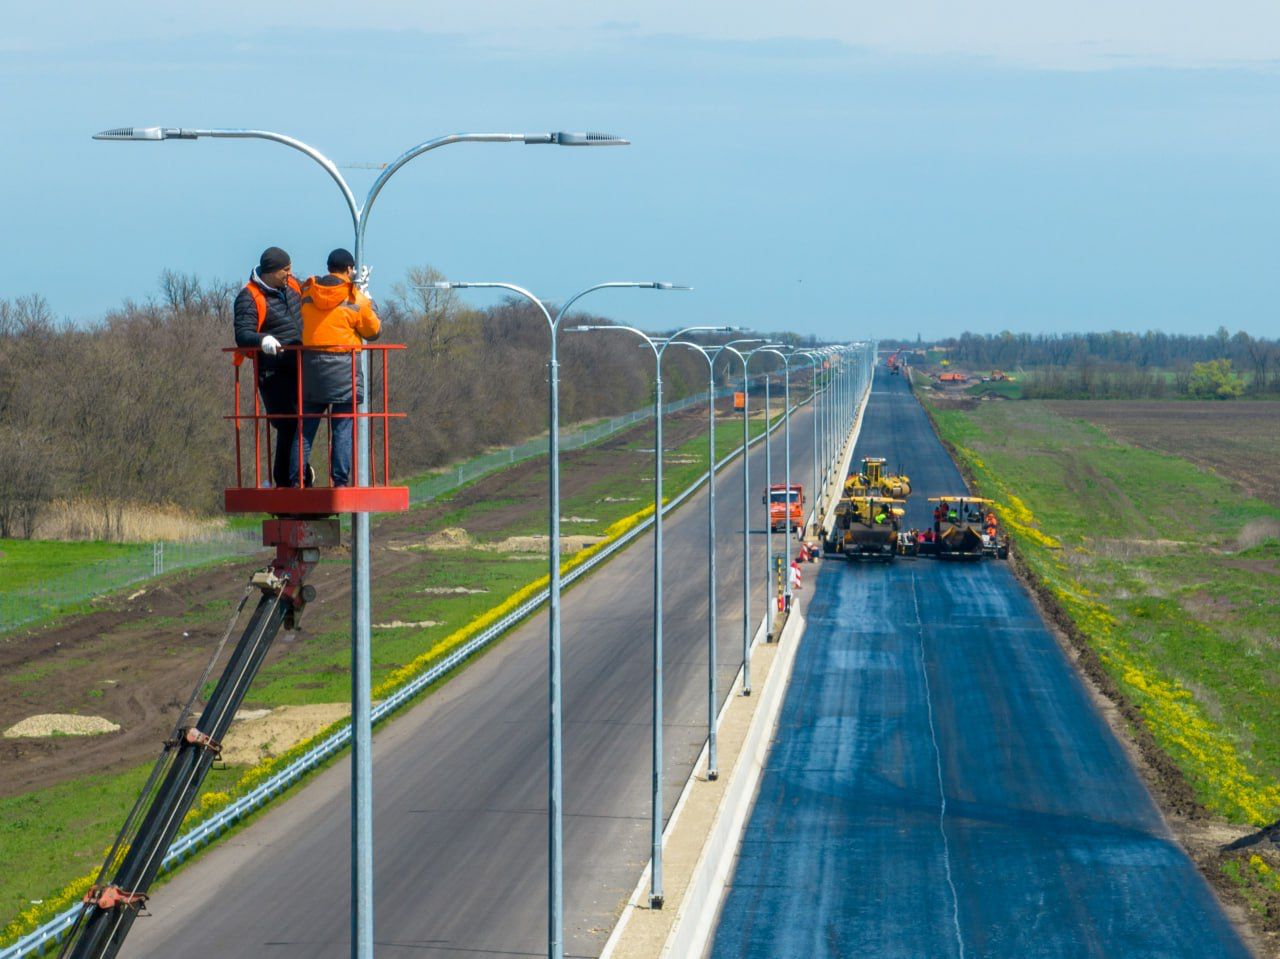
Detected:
[
  {"left": 124, "top": 400, "right": 821, "bottom": 958},
  {"left": 708, "top": 371, "right": 1249, "bottom": 958}
]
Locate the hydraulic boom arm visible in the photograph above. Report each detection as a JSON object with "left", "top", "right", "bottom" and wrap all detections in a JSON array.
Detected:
[{"left": 60, "top": 518, "right": 335, "bottom": 959}]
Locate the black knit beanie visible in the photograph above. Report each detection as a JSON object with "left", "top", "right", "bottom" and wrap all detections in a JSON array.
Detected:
[
  {"left": 258, "top": 246, "right": 291, "bottom": 274},
  {"left": 327, "top": 248, "right": 356, "bottom": 273}
]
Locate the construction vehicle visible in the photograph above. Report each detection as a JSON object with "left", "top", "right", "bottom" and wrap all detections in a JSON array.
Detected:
[
  {"left": 845, "top": 456, "right": 912, "bottom": 499},
  {"left": 886, "top": 349, "right": 902, "bottom": 374},
  {"left": 824, "top": 495, "right": 905, "bottom": 562},
  {"left": 938, "top": 371, "right": 968, "bottom": 384},
  {"left": 917, "top": 495, "right": 1009, "bottom": 560},
  {"left": 763, "top": 483, "right": 805, "bottom": 534},
  {"left": 59, "top": 345, "right": 409, "bottom": 959}
]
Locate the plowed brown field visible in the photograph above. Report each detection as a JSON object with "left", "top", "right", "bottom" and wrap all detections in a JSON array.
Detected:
[{"left": 1048, "top": 400, "right": 1280, "bottom": 507}]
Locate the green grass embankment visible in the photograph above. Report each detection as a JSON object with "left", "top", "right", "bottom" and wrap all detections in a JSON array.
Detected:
[
  {"left": 923, "top": 398, "right": 1280, "bottom": 826},
  {"left": 1, "top": 409, "right": 778, "bottom": 944},
  {"left": 0, "top": 541, "right": 147, "bottom": 591}
]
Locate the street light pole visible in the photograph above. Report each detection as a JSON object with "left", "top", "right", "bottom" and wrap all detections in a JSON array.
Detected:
[
  {"left": 731, "top": 343, "right": 782, "bottom": 681},
  {"left": 95, "top": 125, "right": 627, "bottom": 959},
  {"left": 794, "top": 351, "right": 823, "bottom": 536},
  {"left": 431, "top": 281, "right": 683, "bottom": 959},
  {"left": 756, "top": 347, "right": 795, "bottom": 626},
  {"left": 663, "top": 338, "right": 760, "bottom": 781},
  {"left": 568, "top": 322, "right": 730, "bottom": 909}
]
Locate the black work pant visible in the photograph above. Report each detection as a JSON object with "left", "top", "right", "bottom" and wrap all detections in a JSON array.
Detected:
[{"left": 258, "top": 367, "right": 300, "bottom": 488}]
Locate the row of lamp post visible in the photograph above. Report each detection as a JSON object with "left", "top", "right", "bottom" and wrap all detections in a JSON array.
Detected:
[{"left": 95, "top": 120, "right": 872, "bottom": 959}]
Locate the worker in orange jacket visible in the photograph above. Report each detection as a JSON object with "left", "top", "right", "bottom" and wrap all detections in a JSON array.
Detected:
[{"left": 296, "top": 248, "right": 381, "bottom": 487}]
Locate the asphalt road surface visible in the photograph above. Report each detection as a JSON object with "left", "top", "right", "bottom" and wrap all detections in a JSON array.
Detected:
[
  {"left": 709, "top": 371, "right": 1249, "bottom": 957},
  {"left": 124, "top": 399, "right": 823, "bottom": 958}
]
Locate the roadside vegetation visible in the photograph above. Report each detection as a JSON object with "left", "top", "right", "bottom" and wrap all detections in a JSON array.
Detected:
[
  {"left": 888, "top": 328, "right": 1280, "bottom": 401},
  {"left": 0, "top": 399, "right": 783, "bottom": 943}
]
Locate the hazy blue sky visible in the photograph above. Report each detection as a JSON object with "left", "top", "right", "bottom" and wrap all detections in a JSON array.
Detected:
[{"left": 3, "top": 2, "right": 1279, "bottom": 338}]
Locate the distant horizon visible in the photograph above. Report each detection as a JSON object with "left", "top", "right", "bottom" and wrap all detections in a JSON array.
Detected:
[{"left": 21, "top": 269, "right": 1278, "bottom": 344}]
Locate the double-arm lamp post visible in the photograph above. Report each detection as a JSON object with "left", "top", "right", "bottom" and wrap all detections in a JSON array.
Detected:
[
  {"left": 660, "top": 338, "right": 762, "bottom": 782},
  {"left": 428, "top": 280, "right": 684, "bottom": 959},
  {"left": 754, "top": 345, "right": 798, "bottom": 627},
  {"left": 727, "top": 343, "right": 783, "bottom": 693},
  {"left": 791, "top": 350, "right": 826, "bottom": 534},
  {"left": 94, "top": 125, "right": 628, "bottom": 959},
  {"left": 567, "top": 322, "right": 732, "bottom": 909}
]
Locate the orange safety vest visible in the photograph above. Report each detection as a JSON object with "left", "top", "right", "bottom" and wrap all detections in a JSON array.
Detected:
[{"left": 235, "top": 276, "right": 302, "bottom": 366}]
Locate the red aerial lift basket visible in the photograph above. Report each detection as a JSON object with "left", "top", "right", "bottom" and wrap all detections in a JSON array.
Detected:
[{"left": 224, "top": 345, "right": 410, "bottom": 516}]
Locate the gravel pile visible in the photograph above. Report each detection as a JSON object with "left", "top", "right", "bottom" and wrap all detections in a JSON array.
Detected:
[{"left": 4, "top": 714, "right": 121, "bottom": 738}]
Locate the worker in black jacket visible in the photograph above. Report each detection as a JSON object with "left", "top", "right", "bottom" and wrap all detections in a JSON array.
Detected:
[{"left": 233, "top": 247, "right": 306, "bottom": 488}]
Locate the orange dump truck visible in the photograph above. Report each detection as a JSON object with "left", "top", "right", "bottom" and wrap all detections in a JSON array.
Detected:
[{"left": 763, "top": 483, "right": 805, "bottom": 534}]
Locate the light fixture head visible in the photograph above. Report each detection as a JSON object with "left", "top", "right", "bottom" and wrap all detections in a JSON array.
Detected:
[
  {"left": 93, "top": 126, "right": 166, "bottom": 141},
  {"left": 553, "top": 131, "right": 629, "bottom": 146}
]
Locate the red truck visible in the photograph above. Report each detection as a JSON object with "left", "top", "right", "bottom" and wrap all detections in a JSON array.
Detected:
[{"left": 763, "top": 483, "right": 805, "bottom": 534}]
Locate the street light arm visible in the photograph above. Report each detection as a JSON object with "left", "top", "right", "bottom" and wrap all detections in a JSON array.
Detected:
[
  {"left": 431, "top": 281, "right": 555, "bottom": 330},
  {"left": 554, "top": 282, "right": 679, "bottom": 330},
  {"left": 756, "top": 346, "right": 792, "bottom": 369},
  {"left": 663, "top": 339, "right": 714, "bottom": 370},
  {"left": 359, "top": 133, "right": 533, "bottom": 255},
  {"left": 656, "top": 324, "right": 735, "bottom": 360},
  {"left": 568, "top": 322, "right": 661, "bottom": 357},
  {"left": 361, "top": 132, "right": 628, "bottom": 257},
  {"left": 94, "top": 126, "right": 361, "bottom": 229}
]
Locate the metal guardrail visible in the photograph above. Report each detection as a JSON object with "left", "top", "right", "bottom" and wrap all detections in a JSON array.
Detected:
[
  {"left": 0, "top": 533, "right": 264, "bottom": 635},
  {"left": 0, "top": 396, "right": 798, "bottom": 959}
]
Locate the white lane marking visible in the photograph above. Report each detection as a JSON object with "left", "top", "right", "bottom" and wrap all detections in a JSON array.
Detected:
[{"left": 911, "top": 570, "right": 967, "bottom": 959}]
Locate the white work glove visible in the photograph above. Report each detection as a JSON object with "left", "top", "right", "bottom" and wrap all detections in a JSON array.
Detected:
[
  {"left": 356, "top": 264, "right": 372, "bottom": 293},
  {"left": 260, "top": 335, "right": 282, "bottom": 356}
]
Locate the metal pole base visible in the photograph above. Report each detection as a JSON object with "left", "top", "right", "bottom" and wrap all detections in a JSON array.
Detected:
[
  {"left": 650, "top": 894, "right": 665, "bottom": 910},
  {"left": 708, "top": 770, "right": 719, "bottom": 781},
  {"left": 743, "top": 688, "right": 752, "bottom": 697}
]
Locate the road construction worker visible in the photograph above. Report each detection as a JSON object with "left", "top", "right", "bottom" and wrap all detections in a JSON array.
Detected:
[
  {"left": 296, "top": 248, "right": 381, "bottom": 487},
  {"left": 874, "top": 508, "right": 888, "bottom": 525},
  {"left": 933, "top": 504, "right": 943, "bottom": 535},
  {"left": 985, "top": 510, "right": 997, "bottom": 529},
  {"left": 233, "top": 246, "right": 304, "bottom": 488}
]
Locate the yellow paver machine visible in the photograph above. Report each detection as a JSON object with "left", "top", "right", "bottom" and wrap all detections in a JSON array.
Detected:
[{"left": 824, "top": 495, "right": 906, "bottom": 563}]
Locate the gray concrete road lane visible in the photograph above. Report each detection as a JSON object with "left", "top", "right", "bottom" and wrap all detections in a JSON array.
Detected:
[
  {"left": 709, "top": 371, "right": 1248, "bottom": 958},
  {"left": 123, "top": 400, "right": 820, "bottom": 958}
]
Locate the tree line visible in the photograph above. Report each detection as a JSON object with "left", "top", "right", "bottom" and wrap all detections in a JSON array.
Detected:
[
  {"left": 0, "top": 268, "right": 771, "bottom": 540},
  {"left": 888, "top": 329, "right": 1280, "bottom": 399}
]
